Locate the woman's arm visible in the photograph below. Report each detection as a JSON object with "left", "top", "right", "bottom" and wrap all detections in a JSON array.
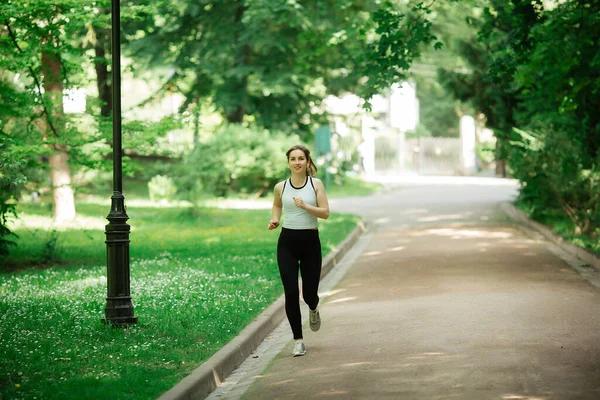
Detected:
[
  {"left": 293, "top": 178, "right": 330, "bottom": 219},
  {"left": 268, "top": 182, "right": 283, "bottom": 230}
]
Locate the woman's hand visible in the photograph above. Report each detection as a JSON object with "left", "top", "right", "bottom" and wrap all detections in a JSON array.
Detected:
[
  {"left": 293, "top": 196, "right": 306, "bottom": 209},
  {"left": 268, "top": 219, "right": 279, "bottom": 230}
]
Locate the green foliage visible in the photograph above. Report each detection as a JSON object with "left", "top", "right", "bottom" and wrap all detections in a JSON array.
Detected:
[
  {"left": 125, "top": 0, "right": 457, "bottom": 127},
  {"left": 510, "top": 123, "right": 600, "bottom": 237},
  {"left": 356, "top": 0, "right": 461, "bottom": 107},
  {"left": 0, "top": 141, "right": 21, "bottom": 255},
  {"left": 413, "top": 79, "right": 460, "bottom": 138},
  {"left": 475, "top": 140, "right": 495, "bottom": 169},
  {"left": 358, "top": 1, "right": 433, "bottom": 101},
  {"left": 512, "top": 1, "right": 600, "bottom": 165},
  {"left": 174, "top": 125, "right": 298, "bottom": 200},
  {"left": 316, "top": 153, "right": 355, "bottom": 187},
  {"left": 504, "top": 1, "right": 600, "bottom": 237},
  {"left": 0, "top": 132, "right": 46, "bottom": 256},
  {"left": 40, "top": 229, "right": 61, "bottom": 264},
  {"left": 0, "top": 0, "right": 107, "bottom": 255},
  {"left": 435, "top": 0, "right": 600, "bottom": 240},
  {"left": 0, "top": 201, "right": 17, "bottom": 257},
  {"left": 148, "top": 175, "right": 178, "bottom": 203},
  {"left": 126, "top": 0, "right": 376, "bottom": 133},
  {"left": 0, "top": 0, "right": 168, "bottom": 258}
]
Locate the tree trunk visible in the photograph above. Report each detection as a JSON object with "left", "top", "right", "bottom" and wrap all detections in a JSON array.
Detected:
[
  {"left": 495, "top": 159, "right": 506, "bottom": 178},
  {"left": 495, "top": 140, "right": 507, "bottom": 178},
  {"left": 41, "top": 47, "right": 76, "bottom": 224},
  {"left": 193, "top": 101, "right": 200, "bottom": 147},
  {"left": 93, "top": 22, "right": 112, "bottom": 117},
  {"left": 49, "top": 151, "right": 76, "bottom": 223},
  {"left": 226, "top": 91, "right": 247, "bottom": 123},
  {"left": 226, "top": 3, "right": 249, "bottom": 123}
]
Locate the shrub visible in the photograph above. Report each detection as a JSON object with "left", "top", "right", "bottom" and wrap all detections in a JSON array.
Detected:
[
  {"left": 174, "top": 125, "right": 299, "bottom": 200},
  {"left": 0, "top": 134, "right": 33, "bottom": 257},
  {"left": 0, "top": 201, "right": 17, "bottom": 258},
  {"left": 510, "top": 123, "right": 600, "bottom": 237},
  {"left": 475, "top": 140, "right": 495, "bottom": 170},
  {"left": 148, "top": 175, "right": 178, "bottom": 203}
]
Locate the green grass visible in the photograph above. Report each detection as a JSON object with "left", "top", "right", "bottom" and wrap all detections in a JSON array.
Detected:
[
  {"left": 0, "top": 203, "right": 360, "bottom": 399},
  {"left": 326, "top": 175, "right": 383, "bottom": 198}
]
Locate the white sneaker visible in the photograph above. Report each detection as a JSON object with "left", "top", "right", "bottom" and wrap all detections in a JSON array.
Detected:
[
  {"left": 292, "top": 340, "right": 306, "bottom": 357},
  {"left": 309, "top": 307, "right": 321, "bottom": 332}
]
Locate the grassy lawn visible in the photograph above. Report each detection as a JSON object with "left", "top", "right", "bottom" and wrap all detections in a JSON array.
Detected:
[
  {"left": 0, "top": 201, "right": 361, "bottom": 400},
  {"left": 326, "top": 175, "right": 383, "bottom": 198}
]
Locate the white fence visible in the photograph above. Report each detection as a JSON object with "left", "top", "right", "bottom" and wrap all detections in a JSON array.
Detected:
[{"left": 375, "top": 136, "right": 463, "bottom": 175}]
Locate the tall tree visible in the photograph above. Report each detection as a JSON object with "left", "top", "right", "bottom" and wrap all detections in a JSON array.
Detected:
[
  {"left": 125, "top": 0, "right": 377, "bottom": 134},
  {"left": 507, "top": 0, "right": 600, "bottom": 235},
  {"left": 40, "top": 42, "right": 76, "bottom": 223},
  {"left": 435, "top": 0, "right": 544, "bottom": 176},
  {"left": 1, "top": 1, "right": 89, "bottom": 224},
  {"left": 91, "top": 8, "right": 113, "bottom": 118},
  {"left": 436, "top": 0, "right": 600, "bottom": 235},
  {"left": 0, "top": 0, "right": 117, "bottom": 225},
  {"left": 124, "top": 0, "right": 453, "bottom": 134}
]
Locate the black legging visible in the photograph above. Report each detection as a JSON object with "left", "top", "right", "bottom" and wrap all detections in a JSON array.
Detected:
[{"left": 277, "top": 228, "right": 322, "bottom": 340}]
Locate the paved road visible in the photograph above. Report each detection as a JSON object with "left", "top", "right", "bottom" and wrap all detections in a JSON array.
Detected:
[{"left": 211, "top": 176, "right": 600, "bottom": 400}]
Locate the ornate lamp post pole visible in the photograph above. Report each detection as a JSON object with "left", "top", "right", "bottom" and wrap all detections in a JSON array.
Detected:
[{"left": 103, "top": 0, "right": 137, "bottom": 325}]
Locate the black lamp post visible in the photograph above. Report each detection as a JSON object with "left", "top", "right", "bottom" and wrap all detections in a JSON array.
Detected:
[{"left": 103, "top": 0, "right": 137, "bottom": 325}]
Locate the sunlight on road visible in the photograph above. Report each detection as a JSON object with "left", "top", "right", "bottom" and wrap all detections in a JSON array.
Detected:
[
  {"left": 315, "top": 389, "right": 350, "bottom": 396},
  {"left": 340, "top": 361, "right": 378, "bottom": 368},
  {"left": 326, "top": 296, "right": 357, "bottom": 305},
  {"left": 417, "top": 213, "right": 473, "bottom": 222},
  {"left": 363, "top": 251, "right": 382, "bottom": 256},
  {"left": 410, "top": 228, "right": 515, "bottom": 239},
  {"left": 408, "top": 353, "right": 447, "bottom": 360},
  {"left": 320, "top": 288, "right": 347, "bottom": 297},
  {"left": 389, "top": 246, "right": 406, "bottom": 252},
  {"left": 400, "top": 208, "right": 429, "bottom": 215}
]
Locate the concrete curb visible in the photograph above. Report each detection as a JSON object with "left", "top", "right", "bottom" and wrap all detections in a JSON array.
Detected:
[
  {"left": 158, "top": 220, "right": 367, "bottom": 400},
  {"left": 500, "top": 202, "right": 600, "bottom": 272}
]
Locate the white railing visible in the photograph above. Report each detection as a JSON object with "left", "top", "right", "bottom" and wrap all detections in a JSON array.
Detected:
[{"left": 375, "top": 136, "right": 462, "bottom": 175}]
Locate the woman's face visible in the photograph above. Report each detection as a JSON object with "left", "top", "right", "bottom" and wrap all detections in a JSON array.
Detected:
[{"left": 288, "top": 149, "right": 308, "bottom": 175}]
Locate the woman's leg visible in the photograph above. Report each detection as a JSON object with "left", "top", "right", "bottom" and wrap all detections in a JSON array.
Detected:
[
  {"left": 277, "top": 233, "right": 303, "bottom": 339},
  {"left": 299, "top": 232, "right": 322, "bottom": 311}
]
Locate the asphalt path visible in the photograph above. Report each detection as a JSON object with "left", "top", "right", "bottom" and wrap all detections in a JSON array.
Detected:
[{"left": 208, "top": 176, "right": 600, "bottom": 400}]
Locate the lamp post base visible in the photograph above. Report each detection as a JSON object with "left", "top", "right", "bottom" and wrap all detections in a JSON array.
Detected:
[
  {"left": 102, "top": 316, "right": 138, "bottom": 326},
  {"left": 103, "top": 295, "right": 138, "bottom": 325},
  {"left": 104, "top": 193, "right": 137, "bottom": 326}
]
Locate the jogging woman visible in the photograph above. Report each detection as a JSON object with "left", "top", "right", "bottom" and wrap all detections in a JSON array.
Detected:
[{"left": 268, "top": 144, "right": 330, "bottom": 357}]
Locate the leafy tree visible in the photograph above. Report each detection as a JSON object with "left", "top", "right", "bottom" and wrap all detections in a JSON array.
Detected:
[
  {"left": 508, "top": 0, "right": 600, "bottom": 236},
  {"left": 355, "top": 0, "right": 449, "bottom": 106},
  {"left": 174, "top": 124, "right": 296, "bottom": 199},
  {"left": 433, "top": 0, "right": 539, "bottom": 176},
  {"left": 0, "top": 0, "right": 107, "bottom": 225},
  {"left": 0, "top": 134, "right": 38, "bottom": 256},
  {"left": 436, "top": 0, "right": 599, "bottom": 237},
  {"left": 124, "top": 0, "right": 377, "bottom": 137},
  {"left": 123, "top": 0, "right": 460, "bottom": 134},
  {"left": 0, "top": 1, "right": 176, "bottom": 249}
]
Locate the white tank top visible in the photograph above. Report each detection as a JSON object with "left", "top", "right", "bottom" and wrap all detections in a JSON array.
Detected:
[{"left": 281, "top": 176, "right": 318, "bottom": 229}]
